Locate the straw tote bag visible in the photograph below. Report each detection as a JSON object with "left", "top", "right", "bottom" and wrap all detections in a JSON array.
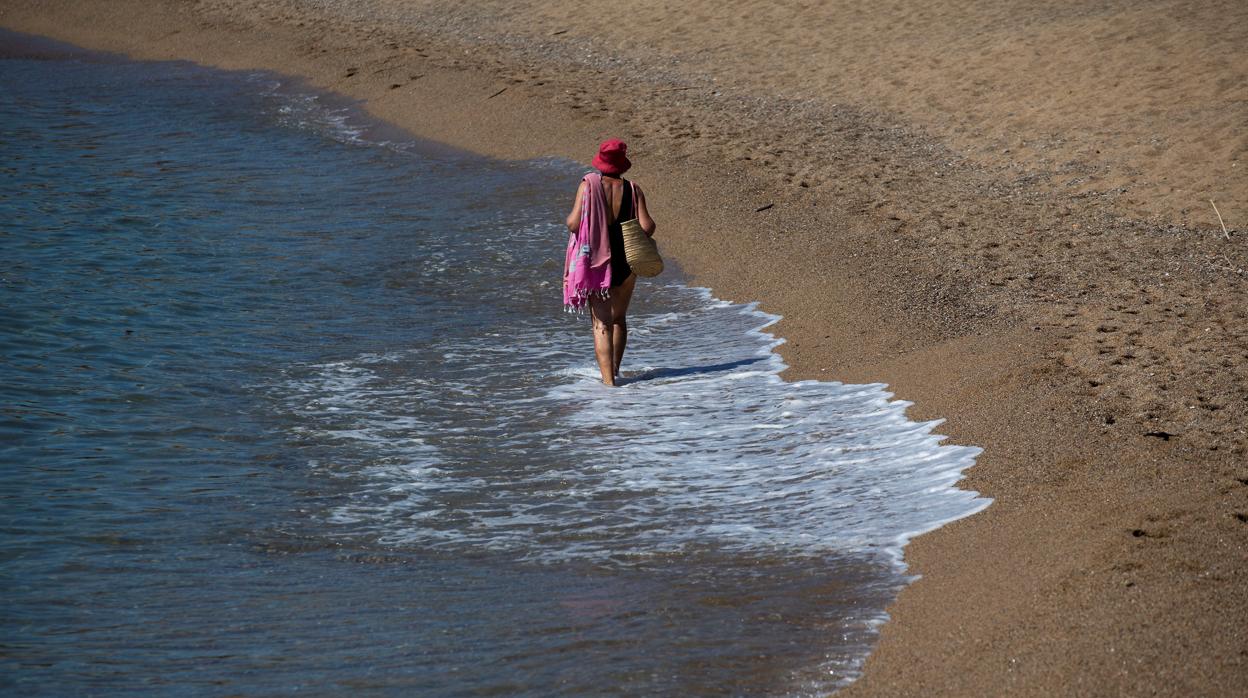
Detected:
[{"left": 619, "top": 183, "right": 663, "bottom": 277}]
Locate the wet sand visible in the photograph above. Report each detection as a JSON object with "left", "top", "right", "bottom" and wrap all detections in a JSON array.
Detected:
[{"left": 3, "top": 0, "right": 1245, "bottom": 693}]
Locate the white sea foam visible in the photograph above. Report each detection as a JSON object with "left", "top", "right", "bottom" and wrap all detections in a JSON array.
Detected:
[{"left": 271, "top": 281, "right": 989, "bottom": 572}]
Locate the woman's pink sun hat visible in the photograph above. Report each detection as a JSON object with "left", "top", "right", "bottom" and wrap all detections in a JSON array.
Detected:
[{"left": 591, "top": 138, "right": 631, "bottom": 176}]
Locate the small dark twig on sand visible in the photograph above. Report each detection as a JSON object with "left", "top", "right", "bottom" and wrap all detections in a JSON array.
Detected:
[
  {"left": 654, "top": 86, "right": 697, "bottom": 93},
  {"left": 755, "top": 203, "right": 774, "bottom": 212},
  {"left": 487, "top": 87, "right": 507, "bottom": 99},
  {"left": 552, "top": 29, "right": 568, "bottom": 35}
]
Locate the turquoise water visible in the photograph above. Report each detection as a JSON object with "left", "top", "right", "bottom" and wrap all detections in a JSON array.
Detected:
[{"left": 0, "top": 32, "right": 986, "bottom": 695}]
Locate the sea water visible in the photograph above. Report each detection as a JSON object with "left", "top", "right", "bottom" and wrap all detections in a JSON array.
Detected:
[{"left": 0, "top": 31, "right": 988, "bottom": 696}]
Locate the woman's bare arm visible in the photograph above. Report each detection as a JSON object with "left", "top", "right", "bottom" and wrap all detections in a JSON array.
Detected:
[
  {"left": 565, "top": 181, "right": 587, "bottom": 233},
  {"left": 636, "top": 186, "right": 656, "bottom": 236}
]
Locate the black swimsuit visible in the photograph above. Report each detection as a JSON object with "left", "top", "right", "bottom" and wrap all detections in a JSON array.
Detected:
[{"left": 606, "top": 179, "right": 634, "bottom": 288}]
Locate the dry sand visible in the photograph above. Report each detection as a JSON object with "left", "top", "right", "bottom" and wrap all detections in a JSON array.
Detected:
[{"left": 3, "top": 0, "right": 1246, "bottom": 694}]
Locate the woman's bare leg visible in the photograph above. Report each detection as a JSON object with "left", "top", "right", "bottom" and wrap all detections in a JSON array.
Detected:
[
  {"left": 588, "top": 294, "right": 616, "bottom": 386},
  {"left": 610, "top": 274, "right": 637, "bottom": 377}
]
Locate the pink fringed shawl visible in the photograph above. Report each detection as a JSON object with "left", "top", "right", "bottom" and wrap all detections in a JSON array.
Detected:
[{"left": 563, "top": 172, "right": 613, "bottom": 311}]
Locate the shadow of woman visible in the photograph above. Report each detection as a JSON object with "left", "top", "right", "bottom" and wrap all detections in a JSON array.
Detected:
[{"left": 618, "top": 357, "right": 767, "bottom": 386}]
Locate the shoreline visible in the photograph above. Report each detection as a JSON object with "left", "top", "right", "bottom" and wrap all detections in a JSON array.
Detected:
[{"left": 4, "top": 1, "right": 1246, "bottom": 694}]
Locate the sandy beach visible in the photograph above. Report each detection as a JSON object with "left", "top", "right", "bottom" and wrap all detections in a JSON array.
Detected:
[{"left": 3, "top": 0, "right": 1245, "bottom": 693}]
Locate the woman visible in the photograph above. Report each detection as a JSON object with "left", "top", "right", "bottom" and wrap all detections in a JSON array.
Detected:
[{"left": 563, "top": 139, "right": 657, "bottom": 386}]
